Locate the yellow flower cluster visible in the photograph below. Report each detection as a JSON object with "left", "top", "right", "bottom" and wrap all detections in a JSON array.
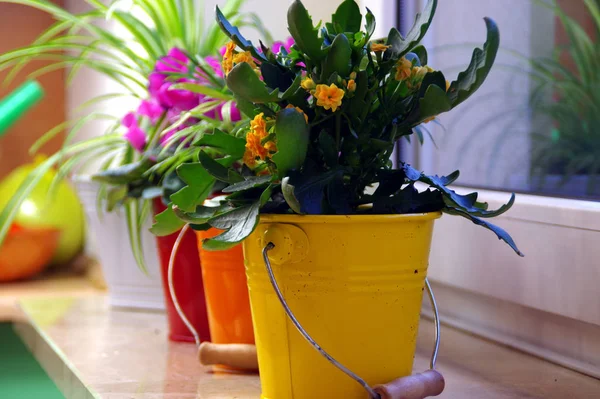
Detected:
[
  {"left": 314, "top": 83, "right": 345, "bottom": 112},
  {"left": 243, "top": 113, "right": 277, "bottom": 168},
  {"left": 370, "top": 42, "right": 390, "bottom": 53},
  {"left": 222, "top": 41, "right": 257, "bottom": 76}
]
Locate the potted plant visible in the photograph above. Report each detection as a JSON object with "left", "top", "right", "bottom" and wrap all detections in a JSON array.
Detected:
[
  {"left": 0, "top": 0, "right": 268, "bottom": 343},
  {"left": 150, "top": 0, "right": 524, "bottom": 396}
]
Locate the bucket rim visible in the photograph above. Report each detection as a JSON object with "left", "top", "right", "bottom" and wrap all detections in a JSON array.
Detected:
[{"left": 257, "top": 211, "right": 442, "bottom": 224}]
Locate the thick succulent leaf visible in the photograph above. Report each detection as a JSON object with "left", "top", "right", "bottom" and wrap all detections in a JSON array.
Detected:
[
  {"left": 447, "top": 18, "right": 500, "bottom": 108},
  {"left": 444, "top": 208, "right": 524, "bottom": 257},
  {"left": 373, "top": 185, "right": 444, "bottom": 214},
  {"left": 285, "top": 168, "right": 342, "bottom": 214},
  {"left": 402, "top": 163, "right": 514, "bottom": 218},
  {"left": 287, "top": 0, "right": 326, "bottom": 62},
  {"left": 412, "top": 45, "right": 428, "bottom": 65},
  {"left": 386, "top": 0, "right": 437, "bottom": 58},
  {"left": 222, "top": 175, "right": 274, "bottom": 193},
  {"left": 172, "top": 202, "right": 233, "bottom": 225},
  {"left": 203, "top": 201, "right": 261, "bottom": 250},
  {"left": 92, "top": 159, "right": 152, "bottom": 185},
  {"left": 215, "top": 6, "right": 266, "bottom": 61},
  {"left": 281, "top": 176, "right": 303, "bottom": 214},
  {"left": 198, "top": 152, "right": 243, "bottom": 183},
  {"left": 170, "top": 162, "right": 215, "bottom": 212},
  {"left": 226, "top": 62, "right": 280, "bottom": 103},
  {"left": 272, "top": 108, "right": 310, "bottom": 178},
  {"left": 364, "top": 7, "right": 376, "bottom": 41},
  {"left": 193, "top": 128, "right": 246, "bottom": 159},
  {"left": 150, "top": 205, "right": 186, "bottom": 236},
  {"left": 260, "top": 62, "right": 296, "bottom": 92},
  {"left": 332, "top": 0, "right": 362, "bottom": 33},
  {"left": 233, "top": 94, "right": 259, "bottom": 118},
  {"left": 321, "top": 33, "right": 352, "bottom": 80},
  {"left": 418, "top": 84, "right": 452, "bottom": 123}
]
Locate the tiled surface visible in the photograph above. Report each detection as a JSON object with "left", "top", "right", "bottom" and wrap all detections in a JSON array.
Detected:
[{"left": 15, "top": 296, "right": 600, "bottom": 398}]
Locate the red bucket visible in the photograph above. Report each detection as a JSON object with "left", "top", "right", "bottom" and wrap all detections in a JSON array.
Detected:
[{"left": 153, "top": 199, "right": 211, "bottom": 343}]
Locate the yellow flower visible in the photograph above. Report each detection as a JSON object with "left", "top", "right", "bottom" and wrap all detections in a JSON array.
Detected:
[
  {"left": 301, "top": 77, "right": 316, "bottom": 90},
  {"left": 232, "top": 51, "right": 257, "bottom": 69},
  {"left": 445, "top": 80, "right": 451, "bottom": 92},
  {"left": 314, "top": 83, "right": 345, "bottom": 112},
  {"left": 347, "top": 79, "right": 356, "bottom": 92},
  {"left": 244, "top": 113, "right": 277, "bottom": 166},
  {"left": 370, "top": 42, "right": 390, "bottom": 53},
  {"left": 395, "top": 57, "right": 412, "bottom": 81},
  {"left": 243, "top": 149, "right": 257, "bottom": 168},
  {"left": 222, "top": 41, "right": 236, "bottom": 75},
  {"left": 411, "top": 66, "right": 428, "bottom": 81},
  {"left": 285, "top": 104, "right": 308, "bottom": 123}
]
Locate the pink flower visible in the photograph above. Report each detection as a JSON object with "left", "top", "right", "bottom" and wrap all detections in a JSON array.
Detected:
[
  {"left": 122, "top": 112, "right": 146, "bottom": 152},
  {"left": 155, "top": 47, "right": 189, "bottom": 74},
  {"left": 204, "top": 56, "right": 223, "bottom": 78},
  {"left": 137, "top": 99, "right": 164, "bottom": 123},
  {"left": 272, "top": 37, "right": 295, "bottom": 53},
  {"left": 157, "top": 81, "right": 201, "bottom": 111}
]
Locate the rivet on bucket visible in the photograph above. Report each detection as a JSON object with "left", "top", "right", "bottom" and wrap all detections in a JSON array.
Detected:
[{"left": 261, "top": 224, "right": 309, "bottom": 264}]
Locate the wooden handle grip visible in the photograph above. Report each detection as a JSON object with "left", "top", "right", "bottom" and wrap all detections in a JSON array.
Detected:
[
  {"left": 374, "top": 370, "right": 445, "bottom": 399},
  {"left": 197, "top": 342, "right": 258, "bottom": 370}
]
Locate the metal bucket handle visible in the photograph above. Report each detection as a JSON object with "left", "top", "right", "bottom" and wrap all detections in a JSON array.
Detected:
[{"left": 262, "top": 242, "right": 441, "bottom": 399}]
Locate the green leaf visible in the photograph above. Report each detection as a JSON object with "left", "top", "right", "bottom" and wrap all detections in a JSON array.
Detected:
[
  {"left": 318, "top": 130, "right": 338, "bottom": 167},
  {"left": 386, "top": 0, "right": 437, "bottom": 58},
  {"left": 447, "top": 17, "right": 500, "bottom": 108},
  {"left": 222, "top": 175, "right": 274, "bottom": 193},
  {"left": 418, "top": 84, "right": 452, "bottom": 123},
  {"left": 92, "top": 159, "right": 152, "bottom": 185},
  {"left": 412, "top": 45, "right": 428, "bottom": 65},
  {"left": 170, "top": 163, "right": 215, "bottom": 212},
  {"left": 232, "top": 94, "right": 259, "bottom": 118},
  {"left": 193, "top": 128, "right": 247, "bottom": 159},
  {"left": 172, "top": 202, "right": 233, "bottom": 225},
  {"left": 226, "top": 61, "right": 280, "bottom": 103},
  {"left": 203, "top": 202, "right": 261, "bottom": 250},
  {"left": 170, "top": 83, "right": 231, "bottom": 100},
  {"left": 332, "top": 0, "right": 362, "bottom": 33},
  {"left": 215, "top": 6, "right": 266, "bottom": 62},
  {"left": 321, "top": 33, "right": 352, "bottom": 80},
  {"left": 150, "top": 205, "right": 186, "bottom": 237},
  {"left": 281, "top": 176, "right": 303, "bottom": 214},
  {"left": 198, "top": 151, "right": 244, "bottom": 183},
  {"left": 287, "top": 0, "right": 326, "bottom": 62},
  {"left": 444, "top": 208, "right": 524, "bottom": 257},
  {"left": 125, "top": 200, "right": 148, "bottom": 274},
  {"left": 286, "top": 168, "right": 342, "bottom": 214},
  {"left": 364, "top": 7, "right": 376, "bottom": 41},
  {"left": 272, "top": 108, "right": 310, "bottom": 178}
]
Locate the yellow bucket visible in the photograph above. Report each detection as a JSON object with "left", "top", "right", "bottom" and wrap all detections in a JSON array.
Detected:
[{"left": 243, "top": 212, "right": 441, "bottom": 399}]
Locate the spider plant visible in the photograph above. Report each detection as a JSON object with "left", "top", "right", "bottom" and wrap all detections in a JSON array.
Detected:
[
  {"left": 528, "top": 0, "right": 600, "bottom": 196},
  {"left": 0, "top": 0, "right": 270, "bottom": 271}
]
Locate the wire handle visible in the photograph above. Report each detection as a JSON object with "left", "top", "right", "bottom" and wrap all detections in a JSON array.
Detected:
[{"left": 262, "top": 242, "right": 441, "bottom": 399}]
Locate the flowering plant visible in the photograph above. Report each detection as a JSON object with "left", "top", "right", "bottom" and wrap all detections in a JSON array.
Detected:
[
  {"left": 153, "top": 0, "right": 523, "bottom": 257},
  {"left": 0, "top": 0, "right": 270, "bottom": 269}
]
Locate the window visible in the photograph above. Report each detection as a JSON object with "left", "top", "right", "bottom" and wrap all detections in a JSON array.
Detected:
[{"left": 364, "top": 0, "right": 600, "bottom": 377}]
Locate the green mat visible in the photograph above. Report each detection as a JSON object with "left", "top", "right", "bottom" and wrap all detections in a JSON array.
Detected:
[{"left": 0, "top": 323, "right": 64, "bottom": 399}]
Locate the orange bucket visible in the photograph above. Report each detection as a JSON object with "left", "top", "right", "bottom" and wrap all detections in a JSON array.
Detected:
[{"left": 196, "top": 228, "right": 255, "bottom": 345}]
